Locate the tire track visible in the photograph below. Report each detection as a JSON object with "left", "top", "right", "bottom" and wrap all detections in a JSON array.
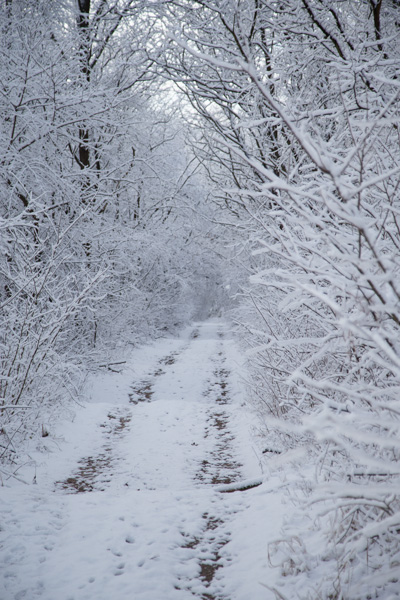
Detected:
[
  {"left": 54, "top": 335, "right": 192, "bottom": 494},
  {"left": 176, "top": 331, "right": 244, "bottom": 600}
]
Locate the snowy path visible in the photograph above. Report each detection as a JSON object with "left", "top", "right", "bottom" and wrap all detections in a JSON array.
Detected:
[{"left": 0, "top": 319, "right": 283, "bottom": 600}]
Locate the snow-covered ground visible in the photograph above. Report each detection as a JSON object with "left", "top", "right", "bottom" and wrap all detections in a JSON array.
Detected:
[{"left": 1, "top": 319, "right": 285, "bottom": 600}]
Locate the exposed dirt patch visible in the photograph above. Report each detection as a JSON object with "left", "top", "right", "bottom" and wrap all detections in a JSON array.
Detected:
[
  {"left": 199, "top": 552, "right": 222, "bottom": 586},
  {"left": 129, "top": 380, "right": 154, "bottom": 404},
  {"left": 198, "top": 356, "right": 242, "bottom": 487},
  {"left": 203, "top": 367, "right": 230, "bottom": 405},
  {"left": 181, "top": 535, "right": 201, "bottom": 550},
  {"left": 55, "top": 409, "right": 131, "bottom": 494},
  {"left": 212, "top": 412, "right": 228, "bottom": 431},
  {"left": 56, "top": 453, "right": 113, "bottom": 493},
  {"left": 214, "top": 368, "right": 229, "bottom": 379},
  {"left": 103, "top": 412, "right": 131, "bottom": 434},
  {"left": 196, "top": 409, "right": 242, "bottom": 486},
  {"left": 214, "top": 369, "right": 230, "bottom": 405},
  {"left": 153, "top": 368, "right": 165, "bottom": 377},
  {"left": 176, "top": 512, "right": 228, "bottom": 600},
  {"left": 159, "top": 352, "right": 178, "bottom": 366},
  {"left": 199, "top": 543, "right": 225, "bottom": 585}
]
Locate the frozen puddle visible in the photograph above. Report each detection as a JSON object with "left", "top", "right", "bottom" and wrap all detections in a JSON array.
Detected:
[{"left": 0, "top": 319, "right": 282, "bottom": 600}]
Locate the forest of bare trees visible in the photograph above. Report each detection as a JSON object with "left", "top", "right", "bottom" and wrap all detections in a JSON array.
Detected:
[
  {"left": 1, "top": 1, "right": 400, "bottom": 598},
  {"left": 0, "top": 0, "right": 221, "bottom": 455}
]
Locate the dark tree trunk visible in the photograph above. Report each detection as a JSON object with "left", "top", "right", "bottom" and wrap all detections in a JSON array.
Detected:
[{"left": 77, "top": 0, "right": 91, "bottom": 171}]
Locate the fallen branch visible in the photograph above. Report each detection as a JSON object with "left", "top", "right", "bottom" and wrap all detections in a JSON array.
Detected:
[
  {"left": 0, "top": 406, "right": 32, "bottom": 410},
  {"left": 0, "top": 467, "right": 29, "bottom": 485},
  {"left": 216, "top": 476, "right": 263, "bottom": 493}
]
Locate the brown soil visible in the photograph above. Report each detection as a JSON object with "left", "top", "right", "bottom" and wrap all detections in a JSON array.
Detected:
[
  {"left": 55, "top": 410, "right": 131, "bottom": 494},
  {"left": 129, "top": 380, "right": 153, "bottom": 404}
]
